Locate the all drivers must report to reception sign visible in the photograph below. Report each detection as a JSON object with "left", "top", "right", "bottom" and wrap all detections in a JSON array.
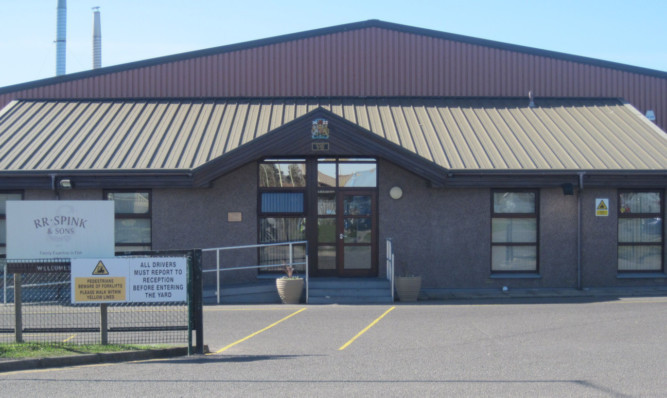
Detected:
[
  {"left": 6, "top": 200, "right": 114, "bottom": 260},
  {"left": 71, "top": 257, "right": 187, "bottom": 304}
]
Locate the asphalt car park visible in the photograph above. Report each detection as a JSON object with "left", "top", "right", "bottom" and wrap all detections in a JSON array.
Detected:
[{"left": 1, "top": 296, "right": 666, "bottom": 397}]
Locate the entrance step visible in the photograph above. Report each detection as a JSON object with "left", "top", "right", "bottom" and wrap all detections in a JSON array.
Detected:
[
  {"left": 308, "top": 278, "right": 393, "bottom": 304},
  {"left": 204, "top": 281, "right": 280, "bottom": 304}
]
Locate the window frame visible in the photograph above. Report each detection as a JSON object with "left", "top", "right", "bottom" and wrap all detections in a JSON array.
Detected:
[
  {"left": 490, "top": 189, "right": 540, "bottom": 274},
  {"left": 104, "top": 190, "right": 152, "bottom": 252},
  {"left": 617, "top": 189, "right": 664, "bottom": 273},
  {"left": 257, "top": 159, "right": 308, "bottom": 273},
  {"left": 0, "top": 191, "right": 24, "bottom": 258}
]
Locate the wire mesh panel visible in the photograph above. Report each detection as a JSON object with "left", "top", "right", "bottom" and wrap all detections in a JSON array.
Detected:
[{"left": 0, "top": 254, "right": 193, "bottom": 346}]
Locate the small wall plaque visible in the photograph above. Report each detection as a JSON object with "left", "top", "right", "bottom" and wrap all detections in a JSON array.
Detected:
[
  {"left": 227, "top": 212, "right": 243, "bottom": 222},
  {"left": 312, "top": 142, "right": 330, "bottom": 151}
]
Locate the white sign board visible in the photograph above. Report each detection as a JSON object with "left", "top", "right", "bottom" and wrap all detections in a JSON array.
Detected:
[
  {"left": 6, "top": 201, "right": 114, "bottom": 260},
  {"left": 71, "top": 257, "right": 187, "bottom": 303}
]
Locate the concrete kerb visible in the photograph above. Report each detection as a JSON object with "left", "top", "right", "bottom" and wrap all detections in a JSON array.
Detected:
[{"left": 0, "top": 346, "right": 202, "bottom": 373}]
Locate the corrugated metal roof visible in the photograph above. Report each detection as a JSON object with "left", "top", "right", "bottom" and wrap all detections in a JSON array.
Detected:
[{"left": 0, "top": 98, "right": 665, "bottom": 173}]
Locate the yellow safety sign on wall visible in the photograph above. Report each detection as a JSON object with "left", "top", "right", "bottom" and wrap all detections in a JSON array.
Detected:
[{"left": 595, "top": 198, "right": 609, "bottom": 217}]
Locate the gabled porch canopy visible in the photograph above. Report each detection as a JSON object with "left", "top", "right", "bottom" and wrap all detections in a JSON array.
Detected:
[{"left": 0, "top": 97, "right": 665, "bottom": 190}]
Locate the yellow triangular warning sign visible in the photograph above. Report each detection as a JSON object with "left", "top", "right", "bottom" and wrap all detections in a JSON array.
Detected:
[
  {"left": 597, "top": 200, "right": 608, "bottom": 210},
  {"left": 92, "top": 261, "right": 109, "bottom": 275}
]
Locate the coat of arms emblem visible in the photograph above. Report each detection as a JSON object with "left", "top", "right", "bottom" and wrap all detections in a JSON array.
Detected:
[{"left": 311, "top": 118, "right": 329, "bottom": 139}]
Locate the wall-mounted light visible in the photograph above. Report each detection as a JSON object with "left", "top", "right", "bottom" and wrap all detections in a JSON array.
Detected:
[
  {"left": 58, "top": 178, "right": 73, "bottom": 189},
  {"left": 645, "top": 110, "right": 656, "bottom": 122},
  {"left": 389, "top": 186, "right": 403, "bottom": 200}
]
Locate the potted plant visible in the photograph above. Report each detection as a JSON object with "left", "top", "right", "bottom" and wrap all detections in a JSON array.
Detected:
[
  {"left": 395, "top": 268, "right": 421, "bottom": 302},
  {"left": 275, "top": 265, "right": 304, "bottom": 304}
]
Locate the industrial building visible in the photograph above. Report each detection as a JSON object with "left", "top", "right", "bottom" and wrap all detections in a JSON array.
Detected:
[{"left": 1, "top": 20, "right": 665, "bottom": 301}]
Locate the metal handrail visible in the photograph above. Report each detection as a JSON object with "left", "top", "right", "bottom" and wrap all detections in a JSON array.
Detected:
[
  {"left": 202, "top": 241, "right": 308, "bottom": 304},
  {"left": 386, "top": 238, "right": 395, "bottom": 302}
]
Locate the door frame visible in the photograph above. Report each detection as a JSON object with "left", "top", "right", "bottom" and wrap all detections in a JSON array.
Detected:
[{"left": 336, "top": 190, "right": 378, "bottom": 277}]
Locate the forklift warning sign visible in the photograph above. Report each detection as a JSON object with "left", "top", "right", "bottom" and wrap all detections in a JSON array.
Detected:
[{"left": 71, "top": 257, "right": 186, "bottom": 303}]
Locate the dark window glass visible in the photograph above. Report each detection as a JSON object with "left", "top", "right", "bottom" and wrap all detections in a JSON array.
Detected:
[
  {"left": 491, "top": 190, "right": 538, "bottom": 272},
  {"left": 618, "top": 191, "right": 663, "bottom": 272},
  {"left": 261, "top": 192, "right": 304, "bottom": 213},
  {"left": 106, "top": 191, "right": 151, "bottom": 251}
]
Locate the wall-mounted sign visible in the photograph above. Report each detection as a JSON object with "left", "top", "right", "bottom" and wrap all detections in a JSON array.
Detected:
[
  {"left": 311, "top": 118, "right": 330, "bottom": 139},
  {"left": 312, "top": 142, "right": 330, "bottom": 151},
  {"left": 6, "top": 201, "right": 114, "bottom": 260},
  {"left": 71, "top": 257, "right": 187, "bottom": 303},
  {"left": 595, "top": 198, "right": 609, "bottom": 217}
]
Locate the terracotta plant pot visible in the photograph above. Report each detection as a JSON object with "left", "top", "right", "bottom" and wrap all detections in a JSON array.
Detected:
[
  {"left": 395, "top": 276, "right": 421, "bottom": 302},
  {"left": 276, "top": 278, "right": 304, "bottom": 304}
]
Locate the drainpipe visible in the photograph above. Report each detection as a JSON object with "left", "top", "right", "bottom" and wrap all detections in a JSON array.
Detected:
[
  {"left": 577, "top": 172, "right": 585, "bottom": 290},
  {"left": 51, "top": 174, "right": 59, "bottom": 200}
]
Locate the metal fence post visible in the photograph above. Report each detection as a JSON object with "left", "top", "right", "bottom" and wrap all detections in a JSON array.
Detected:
[
  {"left": 188, "top": 249, "right": 204, "bottom": 355},
  {"left": 100, "top": 303, "right": 108, "bottom": 345},
  {"left": 193, "top": 249, "right": 203, "bottom": 355},
  {"left": 14, "top": 273, "right": 22, "bottom": 343},
  {"left": 3, "top": 262, "right": 6, "bottom": 305}
]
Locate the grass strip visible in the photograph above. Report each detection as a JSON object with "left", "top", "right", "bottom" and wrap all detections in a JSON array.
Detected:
[{"left": 0, "top": 343, "right": 173, "bottom": 359}]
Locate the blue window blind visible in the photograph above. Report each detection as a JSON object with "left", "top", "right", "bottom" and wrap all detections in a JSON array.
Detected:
[{"left": 261, "top": 192, "right": 304, "bottom": 213}]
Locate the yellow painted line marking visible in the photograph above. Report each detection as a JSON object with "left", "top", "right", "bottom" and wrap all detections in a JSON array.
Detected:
[
  {"left": 62, "top": 334, "right": 76, "bottom": 343},
  {"left": 214, "top": 307, "right": 307, "bottom": 354},
  {"left": 339, "top": 306, "right": 395, "bottom": 351}
]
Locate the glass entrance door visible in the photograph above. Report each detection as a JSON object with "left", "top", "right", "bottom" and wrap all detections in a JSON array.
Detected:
[
  {"left": 316, "top": 190, "right": 377, "bottom": 276},
  {"left": 339, "top": 192, "right": 377, "bottom": 276}
]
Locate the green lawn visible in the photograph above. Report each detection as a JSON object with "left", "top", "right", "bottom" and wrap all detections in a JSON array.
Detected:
[{"left": 0, "top": 343, "right": 171, "bottom": 359}]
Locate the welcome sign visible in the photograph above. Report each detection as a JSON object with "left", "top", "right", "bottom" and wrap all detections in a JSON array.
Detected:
[{"left": 6, "top": 201, "right": 114, "bottom": 260}]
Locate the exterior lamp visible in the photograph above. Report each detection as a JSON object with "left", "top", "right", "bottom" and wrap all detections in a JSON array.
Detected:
[
  {"left": 58, "top": 178, "right": 73, "bottom": 189},
  {"left": 389, "top": 186, "right": 403, "bottom": 200}
]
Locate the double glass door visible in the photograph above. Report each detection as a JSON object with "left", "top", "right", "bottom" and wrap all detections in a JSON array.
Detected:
[{"left": 317, "top": 190, "right": 377, "bottom": 276}]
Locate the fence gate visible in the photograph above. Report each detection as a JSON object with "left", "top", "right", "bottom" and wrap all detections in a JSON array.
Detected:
[{"left": 0, "top": 250, "right": 204, "bottom": 355}]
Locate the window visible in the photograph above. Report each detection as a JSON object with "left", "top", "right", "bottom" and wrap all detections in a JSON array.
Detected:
[
  {"left": 258, "top": 160, "right": 307, "bottom": 272},
  {"left": 618, "top": 191, "right": 663, "bottom": 272},
  {"left": 105, "top": 191, "right": 151, "bottom": 252},
  {"left": 491, "top": 190, "right": 539, "bottom": 272},
  {"left": 0, "top": 192, "right": 23, "bottom": 256}
]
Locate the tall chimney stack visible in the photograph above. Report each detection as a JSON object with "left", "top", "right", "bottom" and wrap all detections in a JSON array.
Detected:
[
  {"left": 56, "top": 0, "right": 67, "bottom": 76},
  {"left": 92, "top": 7, "right": 101, "bottom": 69}
]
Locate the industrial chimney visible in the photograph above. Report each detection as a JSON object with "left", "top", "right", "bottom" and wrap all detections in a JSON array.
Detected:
[
  {"left": 92, "top": 7, "right": 101, "bottom": 69},
  {"left": 55, "top": 0, "right": 67, "bottom": 76}
]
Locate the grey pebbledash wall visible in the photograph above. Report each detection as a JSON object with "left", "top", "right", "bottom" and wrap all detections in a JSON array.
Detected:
[
  {"left": 17, "top": 160, "right": 666, "bottom": 290},
  {"left": 378, "top": 160, "right": 666, "bottom": 290}
]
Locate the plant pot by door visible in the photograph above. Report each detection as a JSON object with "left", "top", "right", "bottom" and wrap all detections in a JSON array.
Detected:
[
  {"left": 395, "top": 276, "right": 421, "bottom": 302},
  {"left": 276, "top": 278, "right": 304, "bottom": 304}
]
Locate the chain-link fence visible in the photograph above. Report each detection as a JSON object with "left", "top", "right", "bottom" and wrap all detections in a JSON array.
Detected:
[{"left": 1, "top": 252, "right": 202, "bottom": 350}]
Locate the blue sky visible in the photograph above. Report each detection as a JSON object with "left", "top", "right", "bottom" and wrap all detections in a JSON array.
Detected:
[{"left": 1, "top": 0, "right": 665, "bottom": 88}]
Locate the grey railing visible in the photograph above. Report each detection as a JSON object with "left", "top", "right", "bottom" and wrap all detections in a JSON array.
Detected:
[
  {"left": 202, "top": 241, "right": 308, "bottom": 304},
  {"left": 386, "top": 238, "right": 395, "bottom": 302}
]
